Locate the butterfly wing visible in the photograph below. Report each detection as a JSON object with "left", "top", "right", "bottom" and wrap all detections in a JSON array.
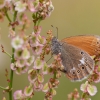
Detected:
[
  {"left": 62, "top": 35, "right": 100, "bottom": 56},
  {"left": 60, "top": 42, "right": 94, "bottom": 81}
]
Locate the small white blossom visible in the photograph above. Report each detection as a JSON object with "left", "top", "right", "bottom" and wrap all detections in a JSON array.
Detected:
[
  {"left": 11, "top": 36, "right": 24, "bottom": 49},
  {"left": 48, "top": 3, "right": 54, "bottom": 12},
  {"left": 33, "top": 57, "right": 44, "bottom": 69},
  {"left": 13, "top": 90, "right": 24, "bottom": 100},
  {"left": 22, "top": 48, "right": 30, "bottom": 59},
  {"left": 87, "top": 85, "right": 97, "bottom": 96},
  {"left": 14, "top": 1, "right": 27, "bottom": 13},
  {"left": 80, "top": 81, "right": 88, "bottom": 92}
]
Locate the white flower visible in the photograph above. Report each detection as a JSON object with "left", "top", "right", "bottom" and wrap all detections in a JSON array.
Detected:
[
  {"left": 80, "top": 81, "right": 88, "bottom": 92},
  {"left": 22, "top": 48, "right": 30, "bottom": 59},
  {"left": 14, "top": 1, "right": 27, "bottom": 13},
  {"left": 48, "top": 3, "right": 54, "bottom": 12},
  {"left": 13, "top": 90, "right": 24, "bottom": 99},
  {"left": 42, "top": 83, "right": 49, "bottom": 93},
  {"left": 80, "top": 81, "right": 97, "bottom": 96},
  {"left": 33, "top": 57, "right": 44, "bottom": 69},
  {"left": 26, "top": 56, "right": 35, "bottom": 66},
  {"left": 24, "top": 85, "right": 33, "bottom": 97},
  {"left": 11, "top": 36, "right": 24, "bottom": 49},
  {"left": 87, "top": 85, "right": 97, "bottom": 96}
]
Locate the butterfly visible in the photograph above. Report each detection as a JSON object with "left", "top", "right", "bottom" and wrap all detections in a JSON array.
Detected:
[{"left": 51, "top": 35, "right": 100, "bottom": 82}]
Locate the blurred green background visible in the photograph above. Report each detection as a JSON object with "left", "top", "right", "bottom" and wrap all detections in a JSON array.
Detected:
[{"left": 1, "top": 0, "right": 100, "bottom": 99}]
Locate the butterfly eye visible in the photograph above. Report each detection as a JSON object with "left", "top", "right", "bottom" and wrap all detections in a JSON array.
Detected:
[{"left": 80, "top": 51, "right": 84, "bottom": 55}]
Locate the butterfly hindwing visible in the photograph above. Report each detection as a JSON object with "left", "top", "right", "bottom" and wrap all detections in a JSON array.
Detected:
[{"left": 60, "top": 42, "right": 94, "bottom": 81}]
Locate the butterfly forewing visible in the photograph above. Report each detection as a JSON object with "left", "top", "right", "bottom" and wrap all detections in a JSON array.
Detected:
[{"left": 62, "top": 35, "right": 100, "bottom": 56}]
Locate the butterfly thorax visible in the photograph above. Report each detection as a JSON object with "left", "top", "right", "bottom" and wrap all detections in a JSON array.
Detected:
[{"left": 51, "top": 37, "right": 62, "bottom": 55}]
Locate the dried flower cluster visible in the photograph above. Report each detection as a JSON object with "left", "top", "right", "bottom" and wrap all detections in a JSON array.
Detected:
[
  {"left": 0, "top": 0, "right": 59, "bottom": 100},
  {"left": 67, "top": 88, "right": 80, "bottom": 100},
  {"left": 12, "top": 30, "right": 63, "bottom": 99}
]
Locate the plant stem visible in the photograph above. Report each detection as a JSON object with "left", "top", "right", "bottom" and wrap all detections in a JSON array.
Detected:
[
  {"left": 54, "top": 71, "right": 56, "bottom": 79},
  {"left": 37, "top": 19, "right": 41, "bottom": 26},
  {"left": 4, "top": 51, "right": 12, "bottom": 58},
  {"left": 5, "top": 11, "right": 12, "bottom": 22},
  {"left": 28, "top": 98, "right": 31, "bottom": 100},
  {"left": 13, "top": 11, "right": 17, "bottom": 30},
  {"left": 9, "top": 11, "right": 17, "bottom": 100},
  {"left": 13, "top": 11, "right": 17, "bottom": 22},
  {"left": 81, "top": 92, "right": 87, "bottom": 99},
  {"left": 71, "top": 96, "right": 74, "bottom": 100},
  {"left": 9, "top": 48, "right": 14, "bottom": 100},
  {"left": 0, "top": 86, "right": 6, "bottom": 90}
]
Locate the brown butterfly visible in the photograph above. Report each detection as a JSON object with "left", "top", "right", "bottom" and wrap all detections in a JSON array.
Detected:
[{"left": 51, "top": 35, "right": 100, "bottom": 82}]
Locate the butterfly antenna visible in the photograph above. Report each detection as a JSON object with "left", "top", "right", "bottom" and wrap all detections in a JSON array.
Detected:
[
  {"left": 51, "top": 25, "right": 58, "bottom": 39},
  {"left": 46, "top": 55, "right": 53, "bottom": 63},
  {"left": 56, "top": 27, "right": 58, "bottom": 39}
]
